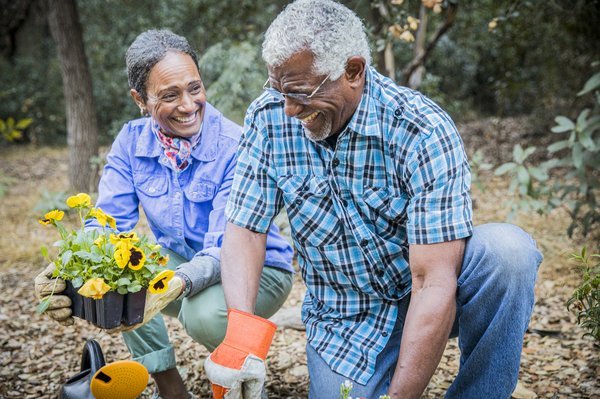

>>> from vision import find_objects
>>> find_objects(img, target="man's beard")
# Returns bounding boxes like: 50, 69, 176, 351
303, 115, 332, 142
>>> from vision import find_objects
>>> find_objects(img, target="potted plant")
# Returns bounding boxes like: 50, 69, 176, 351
37, 193, 174, 329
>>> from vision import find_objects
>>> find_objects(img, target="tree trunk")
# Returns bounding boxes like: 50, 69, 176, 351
408, 5, 429, 89
47, 0, 98, 192
401, 3, 458, 88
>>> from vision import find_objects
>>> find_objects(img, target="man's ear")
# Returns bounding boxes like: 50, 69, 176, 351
345, 56, 366, 87
130, 89, 145, 110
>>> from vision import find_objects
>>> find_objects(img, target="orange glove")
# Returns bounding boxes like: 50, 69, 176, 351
204, 309, 277, 399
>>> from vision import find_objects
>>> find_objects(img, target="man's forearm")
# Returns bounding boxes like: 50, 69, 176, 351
388, 283, 456, 398
221, 221, 267, 313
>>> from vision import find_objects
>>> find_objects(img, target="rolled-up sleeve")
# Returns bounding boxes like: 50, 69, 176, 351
405, 123, 473, 244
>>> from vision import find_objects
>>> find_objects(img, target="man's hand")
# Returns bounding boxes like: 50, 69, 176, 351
204, 309, 277, 399
34, 263, 74, 325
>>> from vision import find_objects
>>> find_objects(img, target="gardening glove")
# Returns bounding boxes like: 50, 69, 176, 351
204, 309, 277, 399
175, 255, 221, 298
34, 263, 74, 325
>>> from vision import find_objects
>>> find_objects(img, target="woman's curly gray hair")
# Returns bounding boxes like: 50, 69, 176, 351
126, 29, 198, 101
262, 0, 371, 80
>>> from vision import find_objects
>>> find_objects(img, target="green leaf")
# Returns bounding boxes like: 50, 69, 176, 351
15, 118, 32, 130
37, 298, 50, 314
547, 140, 570, 153
40, 246, 48, 259
552, 116, 575, 133
522, 146, 536, 160
528, 167, 548, 182
572, 143, 584, 169
117, 286, 129, 295
116, 277, 131, 286
577, 72, 600, 96
576, 109, 590, 131
513, 144, 524, 163
72, 276, 84, 288
61, 250, 73, 266
495, 162, 516, 176
517, 166, 530, 186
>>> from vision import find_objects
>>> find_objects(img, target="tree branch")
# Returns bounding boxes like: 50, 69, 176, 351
401, 3, 458, 87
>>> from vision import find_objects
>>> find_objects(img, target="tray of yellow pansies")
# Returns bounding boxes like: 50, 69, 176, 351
37, 193, 173, 329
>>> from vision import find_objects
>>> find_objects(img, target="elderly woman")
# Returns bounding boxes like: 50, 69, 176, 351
34, 29, 294, 399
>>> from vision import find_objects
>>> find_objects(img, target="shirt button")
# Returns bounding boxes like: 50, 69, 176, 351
382, 331, 388, 337
332, 158, 340, 167
341, 199, 348, 207
360, 239, 369, 248
375, 269, 384, 277
394, 108, 402, 117
295, 198, 302, 205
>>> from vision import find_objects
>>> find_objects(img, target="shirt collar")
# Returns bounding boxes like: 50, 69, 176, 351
345, 66, 380, 137
135, 102, 220, 161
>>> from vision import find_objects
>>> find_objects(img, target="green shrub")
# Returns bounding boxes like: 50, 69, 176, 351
567, 247, 600, 342
0, 117, 32, 142
495, 68, 600, 237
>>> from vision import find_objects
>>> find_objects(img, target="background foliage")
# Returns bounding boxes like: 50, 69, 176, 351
1, 0, 599, 143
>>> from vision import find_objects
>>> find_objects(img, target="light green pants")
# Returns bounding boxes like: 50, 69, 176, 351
121, 250, 294, 374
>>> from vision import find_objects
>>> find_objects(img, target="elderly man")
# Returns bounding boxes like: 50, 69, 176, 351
205, 1, 543, 398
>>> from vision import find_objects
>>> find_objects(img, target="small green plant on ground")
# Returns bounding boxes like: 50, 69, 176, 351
339, 379, 391, 399
0, 117, 32, 142
567, 247, 600, 342
495, 66, 600, 237
33, 190, 69, 213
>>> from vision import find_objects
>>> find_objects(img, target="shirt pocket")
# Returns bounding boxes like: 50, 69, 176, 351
184, 180, 216, 203
135, 174, 168, 197
278, 175, 342, 247
362, 186, 408, 238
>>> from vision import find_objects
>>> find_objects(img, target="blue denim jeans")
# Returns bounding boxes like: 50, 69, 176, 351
307, 223, 543, 399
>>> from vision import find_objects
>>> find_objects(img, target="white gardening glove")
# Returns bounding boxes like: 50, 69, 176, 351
34, 263, 74, 325
204, 309, 277, 399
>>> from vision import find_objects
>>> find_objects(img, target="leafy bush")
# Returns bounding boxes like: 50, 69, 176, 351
0, 116, 32, 142
567, 247, 600, 342
495, 68, 600, 236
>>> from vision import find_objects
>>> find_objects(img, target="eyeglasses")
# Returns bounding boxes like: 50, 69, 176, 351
262, 74, 331, 105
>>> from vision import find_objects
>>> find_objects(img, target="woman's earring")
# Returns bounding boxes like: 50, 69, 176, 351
139, 108, 147, 116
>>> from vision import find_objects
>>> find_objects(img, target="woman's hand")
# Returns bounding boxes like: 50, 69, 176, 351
34, 263, 74, 325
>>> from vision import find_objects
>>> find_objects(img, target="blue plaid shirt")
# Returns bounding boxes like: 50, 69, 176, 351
226, 67, 472, 383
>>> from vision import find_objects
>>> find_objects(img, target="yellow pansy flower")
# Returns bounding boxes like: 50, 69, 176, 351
156, 254, 169, 266
148, 270, 175, 294
114, 246, 131, 268
89, 207, 116, 229
39, 209, 65, 225
78, 278, 111, 299
110, 232, 139, 246
66, 193, 92, 208
128, 246, 146, 271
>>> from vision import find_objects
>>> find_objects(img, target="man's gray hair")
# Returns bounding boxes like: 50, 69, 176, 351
262, 0, 371, 80
126, 29, 199, 101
